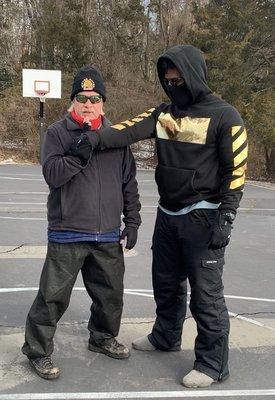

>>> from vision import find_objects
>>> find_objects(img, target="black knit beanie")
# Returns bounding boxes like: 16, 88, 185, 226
70, 66, 106, 101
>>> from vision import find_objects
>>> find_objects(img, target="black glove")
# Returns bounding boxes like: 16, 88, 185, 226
85, 130, 100, 149
209, 211, 235, 249
66, 133, 92, 166
120, 226, 138, 250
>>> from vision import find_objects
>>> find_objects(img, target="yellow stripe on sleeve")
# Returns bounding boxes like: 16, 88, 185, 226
122, 120, 135, 127
112, 124, 127, 130
234, 145, 248, 167
230, 175, 245, 190
137, 112, 151, 118
233, 164, 247, 176
112, 108, 155, 130
232, 126, 243, 137
233, 129, 247, 153
131, 117, 144, 123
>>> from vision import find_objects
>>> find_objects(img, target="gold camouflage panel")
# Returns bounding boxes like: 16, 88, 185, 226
156, 112, 211, 144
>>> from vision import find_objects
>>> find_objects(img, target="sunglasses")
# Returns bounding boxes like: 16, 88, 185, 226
163, 77, 184, 87
75, 94, 102, 104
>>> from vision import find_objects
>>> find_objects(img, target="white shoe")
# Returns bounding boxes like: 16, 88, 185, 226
182, 369, 215, 388
132, 335, 156, 351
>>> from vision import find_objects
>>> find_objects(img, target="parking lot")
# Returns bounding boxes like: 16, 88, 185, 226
0, 164, 274, 400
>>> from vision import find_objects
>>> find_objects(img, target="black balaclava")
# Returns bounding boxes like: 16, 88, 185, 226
166, 84, 193, 109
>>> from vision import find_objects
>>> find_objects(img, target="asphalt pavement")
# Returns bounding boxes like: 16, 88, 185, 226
0, 164, 274, 400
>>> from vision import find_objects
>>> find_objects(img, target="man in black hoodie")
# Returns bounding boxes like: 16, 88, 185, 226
85, 45, 248, 388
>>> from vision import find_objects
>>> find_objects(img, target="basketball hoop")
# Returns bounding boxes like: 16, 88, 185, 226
23, 69, 61, 164
34, 80, 50, 101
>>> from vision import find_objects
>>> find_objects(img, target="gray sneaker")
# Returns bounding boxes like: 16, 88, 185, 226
182, 369, 215, 388
88, 338, 130, 359
29, 356, 60, 380
132, 335, 156, 351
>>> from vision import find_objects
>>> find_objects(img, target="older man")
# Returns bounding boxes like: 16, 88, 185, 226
22, 66, 141, 379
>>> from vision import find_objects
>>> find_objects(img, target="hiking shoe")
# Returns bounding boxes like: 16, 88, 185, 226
182, 369, 215, 388
132, 335, 156, 351
29, 356, 60, 380
88, 338, 130, 359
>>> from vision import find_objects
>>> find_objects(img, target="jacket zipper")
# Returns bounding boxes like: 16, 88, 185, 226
60, 187, 63, 221
96, 152, 102, 237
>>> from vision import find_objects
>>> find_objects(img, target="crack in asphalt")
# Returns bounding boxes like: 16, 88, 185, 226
0, 244, 25, 254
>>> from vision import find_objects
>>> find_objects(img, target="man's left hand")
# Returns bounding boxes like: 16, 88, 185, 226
209, 211, 235, 249
120, 226, 138, 250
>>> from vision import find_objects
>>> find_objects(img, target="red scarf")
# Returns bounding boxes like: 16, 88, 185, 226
70, 110, 102, 130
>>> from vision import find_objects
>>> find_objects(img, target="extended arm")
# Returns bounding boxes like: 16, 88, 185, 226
89, 106, 165, 149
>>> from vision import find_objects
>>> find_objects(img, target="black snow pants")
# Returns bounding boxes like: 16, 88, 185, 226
148, 208, 230, 381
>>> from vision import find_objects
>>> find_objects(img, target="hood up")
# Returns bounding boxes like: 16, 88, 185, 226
157, 45, 212, 103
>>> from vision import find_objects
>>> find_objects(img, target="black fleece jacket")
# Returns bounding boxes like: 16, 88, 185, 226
42, 115, 141, 233
93, 45, 248, 213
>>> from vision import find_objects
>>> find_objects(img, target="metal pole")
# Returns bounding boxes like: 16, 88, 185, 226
38, 98, 46, 164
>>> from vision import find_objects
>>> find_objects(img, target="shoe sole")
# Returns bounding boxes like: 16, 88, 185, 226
88, 343, 130, 359
29, 360, 60, 380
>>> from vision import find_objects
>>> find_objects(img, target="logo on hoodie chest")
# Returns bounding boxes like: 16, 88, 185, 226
156, 113, 210, 144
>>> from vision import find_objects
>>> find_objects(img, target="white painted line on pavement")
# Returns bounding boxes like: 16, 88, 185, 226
0, 287, 274, 331
228, 311, 275, 331
238, 208, 275, 211
224, 294, 275, 302
125, 291, 275, 331
0, 288, 151, 295
0, 176, 43, 181
125, 290, 154, 298
127, 289, 275, 303
0, 216, 46, 220
0, 202, 45, 205
0, 389, 275, 399
0, 288, 152, 295
140, 205, 275, 211
0, 287, 274, 303
1, 210, 269, 218
0, 192, 48, 195
247, 182, 275, 191
0, 173, 42, 177
0, 175, 274, 191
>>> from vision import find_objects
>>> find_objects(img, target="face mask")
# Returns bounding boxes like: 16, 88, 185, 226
166, 84, 193, 109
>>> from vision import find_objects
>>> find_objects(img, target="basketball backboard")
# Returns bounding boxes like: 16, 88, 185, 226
22, 69, 61, 99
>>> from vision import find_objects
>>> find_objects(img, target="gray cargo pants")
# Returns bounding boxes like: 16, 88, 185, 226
22, 241, 125, 358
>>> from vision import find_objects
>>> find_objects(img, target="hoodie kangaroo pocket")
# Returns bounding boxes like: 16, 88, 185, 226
155, 164, 200, 208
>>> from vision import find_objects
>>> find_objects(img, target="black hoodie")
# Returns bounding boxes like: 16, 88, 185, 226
93, 45, 248, 213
